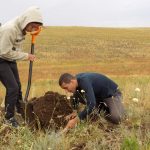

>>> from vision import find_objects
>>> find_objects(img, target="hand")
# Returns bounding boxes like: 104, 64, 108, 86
65, 111, 77, 121
28, 54, 36, 61
65, 116, 79, 129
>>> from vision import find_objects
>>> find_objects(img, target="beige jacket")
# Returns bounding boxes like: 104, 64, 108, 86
0, 6, 43, 61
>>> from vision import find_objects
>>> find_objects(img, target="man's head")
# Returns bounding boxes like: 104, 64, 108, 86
23, 22, 42, 35
59, 73, 78, 93
17, 6, 43, 34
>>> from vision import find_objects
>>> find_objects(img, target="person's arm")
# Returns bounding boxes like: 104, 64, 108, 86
78, 77, 96, 120
62, 78, 96, 131
0, 29, 28, 61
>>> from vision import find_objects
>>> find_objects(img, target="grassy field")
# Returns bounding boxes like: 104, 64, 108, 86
0, 27, 150, 150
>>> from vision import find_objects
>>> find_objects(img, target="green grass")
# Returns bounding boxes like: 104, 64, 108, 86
0, 27, 150, 150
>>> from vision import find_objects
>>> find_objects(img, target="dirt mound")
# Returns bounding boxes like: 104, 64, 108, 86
24, 91, 73, 129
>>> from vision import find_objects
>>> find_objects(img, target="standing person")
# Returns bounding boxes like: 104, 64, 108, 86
59, 72, 125, 130
0, 6, 43, 127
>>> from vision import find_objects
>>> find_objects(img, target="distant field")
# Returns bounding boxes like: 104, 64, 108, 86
1, 26, 150, 107
0, 27, 150, 97
0, 27, 150, 149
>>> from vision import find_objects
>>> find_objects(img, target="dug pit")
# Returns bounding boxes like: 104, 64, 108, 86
23, 91, 73, 129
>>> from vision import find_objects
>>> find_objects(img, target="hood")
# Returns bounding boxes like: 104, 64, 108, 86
16, 6, 43, 30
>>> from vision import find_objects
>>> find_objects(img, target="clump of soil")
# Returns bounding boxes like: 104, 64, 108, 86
24, 91, 73, 129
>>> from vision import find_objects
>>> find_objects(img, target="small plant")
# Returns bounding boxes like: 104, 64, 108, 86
121, 137, 140, 150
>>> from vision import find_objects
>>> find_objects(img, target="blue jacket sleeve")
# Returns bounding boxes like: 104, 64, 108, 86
78, 77, 96, 120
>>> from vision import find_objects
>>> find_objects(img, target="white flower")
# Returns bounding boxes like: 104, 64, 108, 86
67, 96, 70, 100
81, 89, 85, 93
132, 98, 139, 103
135, 88, 140, 92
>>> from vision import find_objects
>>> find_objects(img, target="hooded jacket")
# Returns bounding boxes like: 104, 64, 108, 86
0, 6, 43, 61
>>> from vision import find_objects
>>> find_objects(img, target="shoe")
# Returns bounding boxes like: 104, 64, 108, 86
4, 117, 19, 128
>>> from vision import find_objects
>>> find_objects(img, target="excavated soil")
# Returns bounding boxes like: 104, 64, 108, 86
24, 91, 73, 129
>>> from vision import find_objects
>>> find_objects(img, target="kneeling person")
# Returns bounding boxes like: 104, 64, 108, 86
59, 72, 125, 130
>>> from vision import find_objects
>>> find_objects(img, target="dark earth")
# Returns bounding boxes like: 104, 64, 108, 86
24, 91, 73, 129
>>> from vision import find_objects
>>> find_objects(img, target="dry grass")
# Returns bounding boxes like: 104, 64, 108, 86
0, 27, 150, 149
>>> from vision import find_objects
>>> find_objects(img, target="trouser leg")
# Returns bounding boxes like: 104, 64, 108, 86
103, 90, 125, 124
0, 61, 19, 119
9, 62, 23, 111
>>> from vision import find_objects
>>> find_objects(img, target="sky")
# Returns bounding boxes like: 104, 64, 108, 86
0, 0, 150, 27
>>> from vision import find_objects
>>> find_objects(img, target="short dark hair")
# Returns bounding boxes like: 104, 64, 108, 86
59, 73, 76, 86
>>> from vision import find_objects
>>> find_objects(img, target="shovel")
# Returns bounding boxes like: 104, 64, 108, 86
21, 27, 41, 121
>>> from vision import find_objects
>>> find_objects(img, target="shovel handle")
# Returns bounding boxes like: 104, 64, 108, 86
24, 44, 34, 102
24, 26, 41, 102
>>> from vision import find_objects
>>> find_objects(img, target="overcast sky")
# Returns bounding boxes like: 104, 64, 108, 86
0, 0, 150, 27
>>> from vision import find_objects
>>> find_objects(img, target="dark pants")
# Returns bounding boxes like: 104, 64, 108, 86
0, 58, 23, 119
98, 90, 125, 124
